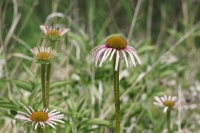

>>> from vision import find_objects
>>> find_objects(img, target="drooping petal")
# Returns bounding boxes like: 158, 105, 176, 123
121, 50, 129, 68
99, 48, 110, 67
163, 106, 168, 113
125, 49, 136, 67
115, 51, 120, 71
133, 52, 141, 65
91, 36, 141, 69
110, 49, 116, 61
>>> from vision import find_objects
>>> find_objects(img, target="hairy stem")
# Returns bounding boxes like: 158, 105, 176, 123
113, 53, 120, 133
41, 64, 46, 108
37, 126, 43, 133
45, 63, 51, 108
167, 110, 171, 133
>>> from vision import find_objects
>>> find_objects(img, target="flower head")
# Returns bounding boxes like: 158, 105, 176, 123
31, 46, 55, 64
15, 106, 65, 129
153, 95, 183, 113
91, 36, 141, 71
40, 25, 70, 42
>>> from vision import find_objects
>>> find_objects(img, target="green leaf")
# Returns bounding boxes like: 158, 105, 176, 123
50, 81, 70, 89
137, 45, 155, 54
77, 98, 85, 112
160, 70, 175, 78
85, 118, 113, 127
23, 63, 35, 79
50, 87, 65, 95
50, 105, 71, 116
11, 80, 32, 92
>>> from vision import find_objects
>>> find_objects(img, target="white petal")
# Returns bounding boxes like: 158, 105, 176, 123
153, 102, 163, 107
132, 50, 141, 65
164, 95, 167, 101
115, 51, 120, 71
168, 96, 172, 101
40, 25, 47, 34
121, 50, 129, 68
24, 106, 32, 115
99, 49, 110, 67
125, 49, 136, 67
110, 49, 116, 61
60, 28, 70, 36
161, 97, 165, 102
104, 48, 112, 61
95, 48, 106, 66
47, 122, 56, 129
163, 106, 168, 113
171, 96, 177, 102
154, 96, 163, 105
34, 123, 39, 129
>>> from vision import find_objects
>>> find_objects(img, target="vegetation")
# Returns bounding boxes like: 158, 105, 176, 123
1, 0, 200, 132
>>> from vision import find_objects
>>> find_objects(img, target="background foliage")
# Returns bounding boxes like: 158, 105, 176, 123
1, 0, 200, 132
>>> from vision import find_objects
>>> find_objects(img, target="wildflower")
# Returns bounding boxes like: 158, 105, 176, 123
31, 46, 55, 63
15, 106, 65, 129
153, 95, 183, 113
40, 25, 69, 42
91, 36, 141, 71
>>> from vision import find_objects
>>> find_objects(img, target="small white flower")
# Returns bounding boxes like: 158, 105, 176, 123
31, 46, 55, 62
40, 25, 69, 41
153, 95, 183, 113
15, 106, 65, 129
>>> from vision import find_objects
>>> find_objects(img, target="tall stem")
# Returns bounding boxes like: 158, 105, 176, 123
113, 53, 120, 133
45, 63, 51, 108
44, 41, 54, 133
167, 110, 171, 133
37, 126, 42, 133
41, 64, 46, 108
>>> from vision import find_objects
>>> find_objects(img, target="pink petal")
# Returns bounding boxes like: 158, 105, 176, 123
174, 99, 183, 108
40, 25, 47, 34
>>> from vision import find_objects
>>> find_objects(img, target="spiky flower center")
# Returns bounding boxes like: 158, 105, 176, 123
106, 36, 127, 50
46, 30, 61, 37
30, 111, 48, 122
163, 101, 175, 108
36, 52, 51, 61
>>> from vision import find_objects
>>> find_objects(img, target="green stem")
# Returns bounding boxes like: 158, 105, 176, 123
45, 63, 51, 108
44, 126, 48, 133
113, 53, 120, 133
51, 41, 55, 49
41, 64, 46, 108
167, 110, 171, 133
37, 126, 42, 133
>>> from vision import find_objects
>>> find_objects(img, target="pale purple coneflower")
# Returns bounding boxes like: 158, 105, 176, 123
91, 36, 141, 71
31, 46, 55, 62
40, 25, 69, 41
154, 95, 183, 113
15, 106, 65, 129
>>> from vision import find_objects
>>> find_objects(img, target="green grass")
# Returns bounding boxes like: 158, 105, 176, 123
1, 0, 200, 132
